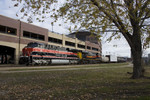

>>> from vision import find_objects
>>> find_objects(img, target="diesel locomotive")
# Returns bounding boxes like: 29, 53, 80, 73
19, 42, 101, 66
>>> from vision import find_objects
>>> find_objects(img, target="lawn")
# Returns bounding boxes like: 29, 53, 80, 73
0, 63, 150, 100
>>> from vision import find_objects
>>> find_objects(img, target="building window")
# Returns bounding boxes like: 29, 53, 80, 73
87, 46, 91, 50
65, 41, 75, 47
92, 47, 99, 51
31, 33, 38, 39
58, 39, 62, 44
7, 27, 17, 35
23, 31, 45, 41
0, 25, 6, 33
0, 25, 17, 35
78, 44, 85, 49
38, 35, 45, 41
23, 31, 30, 38
48, 37, 62, 44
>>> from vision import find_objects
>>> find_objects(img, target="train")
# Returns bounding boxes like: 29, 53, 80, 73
102, 55, 127, 63
19, 42, 101, 66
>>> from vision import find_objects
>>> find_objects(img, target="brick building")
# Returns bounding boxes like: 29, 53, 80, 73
0, 15, 102, 64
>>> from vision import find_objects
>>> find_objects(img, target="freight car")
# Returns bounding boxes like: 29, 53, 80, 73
117, 57, 127, 63
105, 55, 118, 63
101, 56, 109, 63
19, 42, 101, 65
101, 55, 127, 63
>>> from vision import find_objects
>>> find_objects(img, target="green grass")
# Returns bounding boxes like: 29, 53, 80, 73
3, 63, 129, 71
0, 63, 150, 100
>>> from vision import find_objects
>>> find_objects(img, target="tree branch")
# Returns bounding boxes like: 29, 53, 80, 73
90, 0, 133, 48
138, 0, 150, 18
140, 9, 150, 27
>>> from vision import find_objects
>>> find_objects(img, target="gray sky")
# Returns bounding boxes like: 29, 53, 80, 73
0, 0, 149, 57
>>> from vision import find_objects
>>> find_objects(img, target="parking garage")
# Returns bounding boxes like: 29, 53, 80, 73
0, 45, 15, 64
0, 15, 102, 65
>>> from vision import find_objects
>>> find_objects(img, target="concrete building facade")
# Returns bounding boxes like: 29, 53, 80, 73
0, 15, 102, 64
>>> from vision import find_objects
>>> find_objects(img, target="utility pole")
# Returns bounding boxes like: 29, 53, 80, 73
51, 22, 54, 33
18, 20, 21, 64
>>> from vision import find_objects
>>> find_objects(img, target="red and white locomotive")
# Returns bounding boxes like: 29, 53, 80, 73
19, 42, 101, 65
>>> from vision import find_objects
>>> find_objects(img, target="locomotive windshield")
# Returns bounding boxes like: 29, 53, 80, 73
27, 42, 39, 47
88, 52, 95, 56
27, 42, 44, 48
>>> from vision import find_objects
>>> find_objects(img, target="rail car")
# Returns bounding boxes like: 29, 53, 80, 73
77, 51, 101, 64
19, 42, 101, 66
101, 56, 127, 63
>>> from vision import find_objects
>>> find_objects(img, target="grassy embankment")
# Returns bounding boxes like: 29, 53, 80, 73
0, 63, 150, 100
1, 63, 129, 71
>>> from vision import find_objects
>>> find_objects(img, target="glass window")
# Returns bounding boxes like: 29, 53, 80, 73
65, 41, 75, 47
87, 46, 91, 50
7, 27, 17, 35
23, 31, 30, 37
31, 33, 38, 39
23, 31, 45, 41
92, 47, 98, 51
48, 37, 53, 42
48, 37, 62, 44
78, 44, 85, 49
27, 42, 39, 47
0, 25, 6, 33
0, 25, 17, 35
38, 35, 45, 41
57, 39, 62, 44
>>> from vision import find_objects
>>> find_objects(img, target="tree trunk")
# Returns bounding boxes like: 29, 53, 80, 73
131, 49, 144, 79
131, 27, 144, 79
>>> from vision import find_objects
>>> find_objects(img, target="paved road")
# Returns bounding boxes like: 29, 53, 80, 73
0, 64, 133, 74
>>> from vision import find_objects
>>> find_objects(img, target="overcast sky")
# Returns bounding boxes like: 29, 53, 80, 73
0, 0, 149, 57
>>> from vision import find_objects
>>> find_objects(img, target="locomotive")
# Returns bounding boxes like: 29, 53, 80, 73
19, 42, 101, 66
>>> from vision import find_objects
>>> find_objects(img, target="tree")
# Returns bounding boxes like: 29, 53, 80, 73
12, 0, 150, 79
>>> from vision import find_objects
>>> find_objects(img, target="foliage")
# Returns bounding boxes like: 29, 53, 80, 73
12, 0, 150, 47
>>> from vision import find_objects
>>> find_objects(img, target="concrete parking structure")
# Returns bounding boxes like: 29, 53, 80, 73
0, 15, 102, 65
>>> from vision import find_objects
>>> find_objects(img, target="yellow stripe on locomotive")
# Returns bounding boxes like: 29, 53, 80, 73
77, 52, 82, 59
